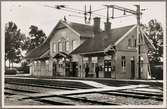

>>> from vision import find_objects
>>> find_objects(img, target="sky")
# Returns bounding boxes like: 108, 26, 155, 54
2, 1, 166, 37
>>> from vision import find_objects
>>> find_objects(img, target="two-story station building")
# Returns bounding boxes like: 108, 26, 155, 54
26, 17, 155, 79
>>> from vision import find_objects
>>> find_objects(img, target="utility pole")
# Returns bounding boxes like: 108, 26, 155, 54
135, 5, 141, 79
106, 6, 109, 23
104, 5, 142, 79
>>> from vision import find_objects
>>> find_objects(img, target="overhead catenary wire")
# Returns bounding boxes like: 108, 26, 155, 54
43, 4, 138, 24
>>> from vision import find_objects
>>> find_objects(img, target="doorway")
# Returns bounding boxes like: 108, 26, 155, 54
104, 60, 112, 78
131, 59, 135, 79
71, 62, 78, 77
53, 62, 57, 76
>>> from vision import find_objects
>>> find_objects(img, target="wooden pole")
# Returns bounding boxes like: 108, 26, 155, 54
136, 5, 141, 79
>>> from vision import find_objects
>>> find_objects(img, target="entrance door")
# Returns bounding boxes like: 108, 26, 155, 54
131, 60, 135, 79
104, 60, 112, 78
57, 59, 64, 75
65, 62, 70, 76
71, 62, 78, 77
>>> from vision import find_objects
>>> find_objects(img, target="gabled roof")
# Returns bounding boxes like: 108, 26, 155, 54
68, 22, 94, 38
25, 20, 94, 59
47, 20, 94, 42
71, 25, 135, 54
25, 41, 49, 59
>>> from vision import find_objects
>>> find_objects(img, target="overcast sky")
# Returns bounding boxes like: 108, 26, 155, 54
2, 1, 166, 37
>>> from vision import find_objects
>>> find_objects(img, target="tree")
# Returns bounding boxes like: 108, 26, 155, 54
143, 19, 163, 63
23, 25, 47, 52
5, 21, 26, 68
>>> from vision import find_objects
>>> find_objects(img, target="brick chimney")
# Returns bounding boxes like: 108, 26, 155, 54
93, 17, 101, 34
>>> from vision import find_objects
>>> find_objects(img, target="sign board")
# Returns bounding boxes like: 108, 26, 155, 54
104, 55, 112, 60
72, 55, 79, 62
92, 57, 97, 63
83, 57, 88, 63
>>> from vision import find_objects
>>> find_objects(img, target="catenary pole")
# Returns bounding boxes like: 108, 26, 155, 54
136, 5, 141, 79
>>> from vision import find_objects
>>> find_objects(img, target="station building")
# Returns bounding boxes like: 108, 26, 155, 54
26, 17, 155, 79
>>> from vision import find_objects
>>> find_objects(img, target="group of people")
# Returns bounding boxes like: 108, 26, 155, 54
85, 64, 100, 78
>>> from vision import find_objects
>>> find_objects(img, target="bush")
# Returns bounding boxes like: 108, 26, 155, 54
17, 66, 29, 74
5, 69, 18, 75
19, 62, 30, 74
150, 64, 163, 80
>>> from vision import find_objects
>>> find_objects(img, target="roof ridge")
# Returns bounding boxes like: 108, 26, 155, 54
111, 24, 136, 30
69, 22, 93, 27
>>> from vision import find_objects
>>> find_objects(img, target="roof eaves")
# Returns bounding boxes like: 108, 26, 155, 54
61, 21, 80, 36
76, 51, 104, 55
114, 25, 137, 46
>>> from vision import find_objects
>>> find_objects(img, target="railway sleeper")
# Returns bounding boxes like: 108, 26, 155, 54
33, 98, 73, 105
5, 87, 38, 93
117, 90, 163, 97
22, 94, 118, 105
5, 82, 78, 90
101, 92, 163, 101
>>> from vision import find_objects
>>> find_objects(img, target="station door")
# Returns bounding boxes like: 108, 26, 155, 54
65, 62, 78, 77
104, 60, 112, 78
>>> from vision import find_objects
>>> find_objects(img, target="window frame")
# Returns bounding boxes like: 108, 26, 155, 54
65, 41, 70, 51
128, 38, 132, 48
53, 42, 57, 53
121, 56, 126, 72
58, 42, 63, 52
72, 40, 77, 50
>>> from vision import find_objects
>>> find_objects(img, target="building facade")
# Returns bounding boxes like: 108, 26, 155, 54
26, 17, 154, 79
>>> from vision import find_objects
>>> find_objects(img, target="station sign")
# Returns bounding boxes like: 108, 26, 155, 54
92, 57, 97, 63
104, 55, 112, 60
83, 57, 88, 63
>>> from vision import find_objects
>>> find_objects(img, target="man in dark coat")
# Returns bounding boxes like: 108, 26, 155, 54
95, 64, 100, 78
85, 64, 89, 77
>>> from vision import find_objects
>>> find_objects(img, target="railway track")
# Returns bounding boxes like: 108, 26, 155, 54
5, 77, 94, 89
5, 87, 118, 105
5, 80, 163, 105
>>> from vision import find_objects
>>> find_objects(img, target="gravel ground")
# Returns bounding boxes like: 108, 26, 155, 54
5, 83, 68, 93
69, 93, 163, 105
5, 94, 47, 105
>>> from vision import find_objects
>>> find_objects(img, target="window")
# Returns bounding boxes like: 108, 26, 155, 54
141, 57, 144, 73
53, 43, 56, 53
134, 39, 137, 47
128, 39, 132, 48
65, 41, 70, 51
58, 42, 62, 52
121, 56, 126, 72
72, 40, 77, 50
131, 35, 136, 48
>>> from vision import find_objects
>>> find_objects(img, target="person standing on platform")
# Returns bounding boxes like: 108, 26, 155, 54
95, 64, 100, 78
85, 64, 89, 77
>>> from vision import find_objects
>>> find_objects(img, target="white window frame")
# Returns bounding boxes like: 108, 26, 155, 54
53, 42, 57, 53
128, 38, 132, 48
58, 42, 63, 52
72, 40, 77, 50
121, 56, 126, 72
66, 41, 70, 51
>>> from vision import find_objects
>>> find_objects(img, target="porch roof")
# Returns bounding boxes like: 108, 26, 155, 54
54, 52, 72, 59
25, 42, 49, 60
